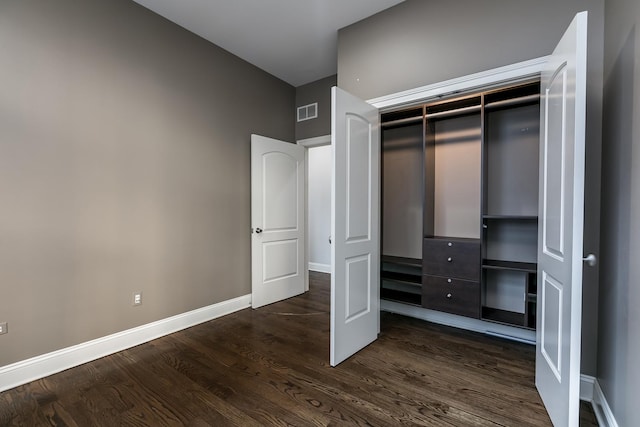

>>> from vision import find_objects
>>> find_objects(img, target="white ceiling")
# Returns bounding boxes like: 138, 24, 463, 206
132, 0, 405, 87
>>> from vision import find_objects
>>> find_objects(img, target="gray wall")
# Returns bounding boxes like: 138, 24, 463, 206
338, 0, 601, 101
598, 0, 640, 424
0, 0, 294, 367
338, 0, 604, 376
295, 75, 336, 141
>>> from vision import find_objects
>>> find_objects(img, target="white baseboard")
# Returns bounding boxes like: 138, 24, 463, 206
0, 294, 251, 393
309, 262, 331, 273
580, 374, 595, 401
578, 375, 621, 427
591, 378, 620, 427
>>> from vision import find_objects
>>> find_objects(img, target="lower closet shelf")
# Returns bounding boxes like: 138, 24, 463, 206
381, 288, 422, 306
481, 307, 535, 330
381, 256, 422, 306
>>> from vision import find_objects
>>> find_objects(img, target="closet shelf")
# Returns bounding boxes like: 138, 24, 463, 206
381, 289, 422, 306
425, 104, 481, 120
382, 256, 422, 268
484, 94, 540, 111
482, 307, 533, 330
382, 115, 423, 128
482, 259, 537, 273
381, 271, 421, 285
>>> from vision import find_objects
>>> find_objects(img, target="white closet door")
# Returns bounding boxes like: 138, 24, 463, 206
330, 87, 380, 366
536, 11, 588, 427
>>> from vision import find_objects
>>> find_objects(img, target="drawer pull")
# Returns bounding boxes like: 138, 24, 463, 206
446, 293, 452, 299
447, 257, 453, 262
447, 242, 453, 247
447, 279, 452, 283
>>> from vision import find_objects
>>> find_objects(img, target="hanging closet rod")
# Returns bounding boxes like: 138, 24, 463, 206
484, 94, 540, 110
425, 104, 481, 120
381, 115, 423, 128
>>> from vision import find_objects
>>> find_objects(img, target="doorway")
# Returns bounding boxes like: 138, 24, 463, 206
298, 135, 332, 278
307, 144, 332, 274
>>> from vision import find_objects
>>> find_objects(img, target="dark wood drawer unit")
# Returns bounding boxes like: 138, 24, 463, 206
422, 275, 480, 318
422, 238, 481, 281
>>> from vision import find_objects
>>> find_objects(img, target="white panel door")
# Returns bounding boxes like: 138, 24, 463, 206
251, 134, 305, 309
536, 12, 588, 426
330, 87, 380, 366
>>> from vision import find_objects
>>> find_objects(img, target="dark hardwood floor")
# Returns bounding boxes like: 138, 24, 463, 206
1, 272, 598, 426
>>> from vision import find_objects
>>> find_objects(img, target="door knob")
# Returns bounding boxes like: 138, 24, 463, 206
255, 227, 263, 234
583, 253, 597, 267
329, 236, 332, 244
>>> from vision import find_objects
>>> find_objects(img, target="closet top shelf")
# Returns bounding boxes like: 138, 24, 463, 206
484, 80, 540, 105
381, 106, 423, 128
381, 115, 422, 128
426, 104, 481, 120
379, 81, 541, 128
484, 94, 540, 111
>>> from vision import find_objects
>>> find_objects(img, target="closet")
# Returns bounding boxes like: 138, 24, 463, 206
380, 80, 540, 331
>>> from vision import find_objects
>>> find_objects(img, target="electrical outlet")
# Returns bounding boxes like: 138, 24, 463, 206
0, 322, 7, 335
133, 292, 142, 306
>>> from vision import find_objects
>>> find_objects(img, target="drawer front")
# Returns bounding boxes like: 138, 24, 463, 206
422, 275, 480, 318
422, 238, 480, 280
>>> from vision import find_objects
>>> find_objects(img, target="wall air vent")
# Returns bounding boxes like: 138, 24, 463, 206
297, 102, 318, 122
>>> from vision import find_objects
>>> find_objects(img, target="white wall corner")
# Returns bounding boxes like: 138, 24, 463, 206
590, 379, 620, 427
0, 294, 251, 393
308, 262, 331, 273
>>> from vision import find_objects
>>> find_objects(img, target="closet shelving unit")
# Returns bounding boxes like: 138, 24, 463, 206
421, 94, 482, 319
380, 256, 422, 305
380, 79, 541, 330
481, 82, 540, 329
380, 106, 424, 306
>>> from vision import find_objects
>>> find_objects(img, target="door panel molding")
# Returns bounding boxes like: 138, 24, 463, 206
251, 135, 306, 309
535, 11, 588, 426
331, 87, 380, 366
